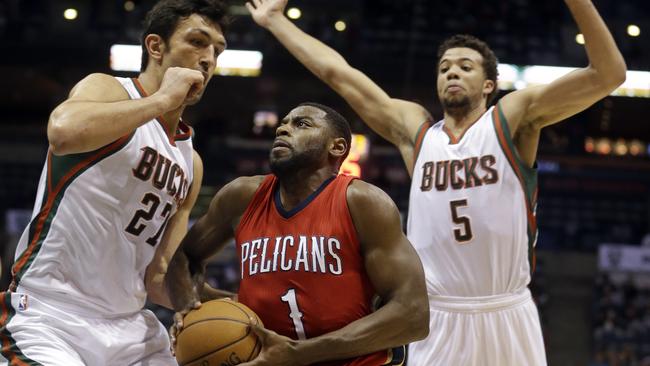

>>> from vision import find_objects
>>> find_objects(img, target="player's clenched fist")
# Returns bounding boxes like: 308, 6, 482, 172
155, 67, 205, 110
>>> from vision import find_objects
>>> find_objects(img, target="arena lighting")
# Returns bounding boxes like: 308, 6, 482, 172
575, 33, 585, 44
110, 44, 263, 77
124, 1, 135, 12
497, 64, 650, 98
335, 21, 347, 32
63, 8, 78, 20
584, 137, 595, 153
584, 137, 648, 157
287, 7, 301, 20
340, 134, 369, 178
629, 140, 644, 156
627, 24, 641, 37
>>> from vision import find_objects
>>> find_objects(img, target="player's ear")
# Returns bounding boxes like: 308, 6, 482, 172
483, 79, 495, 97
330, 137, 348, 160
144, 34, 166, 66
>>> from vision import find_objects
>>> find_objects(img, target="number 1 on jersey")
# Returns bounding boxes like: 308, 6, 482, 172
281, 289, 307, 340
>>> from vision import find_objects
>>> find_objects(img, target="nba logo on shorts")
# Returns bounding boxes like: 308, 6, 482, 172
18, 294, 28, 311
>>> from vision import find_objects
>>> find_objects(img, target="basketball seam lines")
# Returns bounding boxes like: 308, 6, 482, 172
180, 322, 251, 366
180, 301, 259, 366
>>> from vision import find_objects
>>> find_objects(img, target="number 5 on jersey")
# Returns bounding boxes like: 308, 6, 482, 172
450, 199, 473, 243
281, 289, 307, 340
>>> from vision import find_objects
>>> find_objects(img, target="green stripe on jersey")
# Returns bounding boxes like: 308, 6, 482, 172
12, 135, 134, 285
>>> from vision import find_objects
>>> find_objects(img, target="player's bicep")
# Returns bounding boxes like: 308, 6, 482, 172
329, 67, 428, 148
65, 73, 130, 103
365, 234, 425, 302
347, 182, 426, 300
503, 68, 620, 132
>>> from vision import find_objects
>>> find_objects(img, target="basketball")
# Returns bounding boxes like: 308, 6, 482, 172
175, 299, 264, 366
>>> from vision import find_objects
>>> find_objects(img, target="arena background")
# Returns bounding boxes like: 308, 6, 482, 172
1, 1, 649, 365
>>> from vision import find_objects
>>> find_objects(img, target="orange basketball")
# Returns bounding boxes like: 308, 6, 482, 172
175, 299, 263, 366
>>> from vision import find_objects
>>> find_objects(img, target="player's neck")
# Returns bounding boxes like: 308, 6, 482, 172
277, 167, 337, 211
137, 72, 184, 138
443, 103, 486, 132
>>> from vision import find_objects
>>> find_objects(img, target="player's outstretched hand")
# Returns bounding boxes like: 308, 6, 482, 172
168, 300, 202, 356
239, 322, 300, 366
155, 67, 205, 111
245, 0, 288, 28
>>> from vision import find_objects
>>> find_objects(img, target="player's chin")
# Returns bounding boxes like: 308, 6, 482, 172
269, 150, 292, 163
185, 92, 205, 106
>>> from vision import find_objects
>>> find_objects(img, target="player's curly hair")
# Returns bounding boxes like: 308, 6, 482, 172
437, 34, 500, 106
140, 0, 230, 71
299, 102, 352, 163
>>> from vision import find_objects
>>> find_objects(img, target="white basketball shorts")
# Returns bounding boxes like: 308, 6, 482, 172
408, 288, 547, 366
0, 289, 176, 365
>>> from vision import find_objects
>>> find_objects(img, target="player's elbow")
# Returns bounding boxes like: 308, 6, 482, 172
48, 111, 77, 156
411, 298, 431, 341
607, 63, 627, 89
597, 60, 627, 91
400, 294, 430, 342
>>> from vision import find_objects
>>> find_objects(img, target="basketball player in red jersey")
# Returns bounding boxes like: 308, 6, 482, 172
166, 102, 429, 365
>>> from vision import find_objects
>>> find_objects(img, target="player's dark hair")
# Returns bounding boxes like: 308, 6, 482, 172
437, 34, 499, 105
299, 102, 352, 162
140, 0, 230, 71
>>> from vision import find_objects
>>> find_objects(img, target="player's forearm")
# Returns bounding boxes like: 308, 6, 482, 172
165, 247, 203, 312
264, 15, 350, 87
200, 283, 236, 302
565, 0, 626, 85
48, 93, 172, 155
145, 273, 174, 309
294, 299, 428, 364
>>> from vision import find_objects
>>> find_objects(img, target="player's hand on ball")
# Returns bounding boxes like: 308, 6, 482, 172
168, 300, 201, 355
240, 323, 300, 366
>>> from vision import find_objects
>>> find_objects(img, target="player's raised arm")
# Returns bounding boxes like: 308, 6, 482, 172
241, 180, 429, 366
500, 0, 626, 165
48, 68, 204, 156
247, 0, 431, 170
165, 176, 264, 312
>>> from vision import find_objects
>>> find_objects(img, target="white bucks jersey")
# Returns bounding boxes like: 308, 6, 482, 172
408, 104, 537, 297
11, 77, 194, 316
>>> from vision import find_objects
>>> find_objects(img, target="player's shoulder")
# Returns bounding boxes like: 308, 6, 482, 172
346, 179, 397, 212
221, 175, 266, 202
208, 175, 266, 220
68, 73, 129, 101
76, 73, 125, 90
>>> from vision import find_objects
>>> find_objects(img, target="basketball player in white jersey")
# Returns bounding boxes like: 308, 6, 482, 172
248, 0, 626, 364
0, 1, 229, 365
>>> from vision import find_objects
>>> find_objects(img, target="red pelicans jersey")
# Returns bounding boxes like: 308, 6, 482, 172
236, 175, 399, 366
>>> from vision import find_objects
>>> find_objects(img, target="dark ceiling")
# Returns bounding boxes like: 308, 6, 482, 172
1, 0, 649, 142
